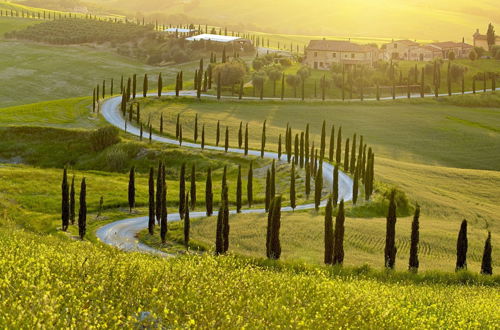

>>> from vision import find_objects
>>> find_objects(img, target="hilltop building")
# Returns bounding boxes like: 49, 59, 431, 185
473, 28, 500, 50
382, 39, 473, 61
303, 40, 380, 70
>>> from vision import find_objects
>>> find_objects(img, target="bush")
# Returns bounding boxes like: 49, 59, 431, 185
89, 126, 120, 152
103, 146, 129, 172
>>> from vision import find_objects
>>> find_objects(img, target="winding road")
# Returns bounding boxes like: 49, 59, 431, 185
96, 92, 353, 254
96, 86, 494, 254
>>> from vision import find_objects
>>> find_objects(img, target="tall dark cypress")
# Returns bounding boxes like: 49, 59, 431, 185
271, 160, 276, 199
294, 134, 299, 165
336, 127, 342, 164
261, 120, 266, 158
290, 162, 296, 210
238, 121, 243, 149
224, 126, 229, 152
244, 123, 249, 155
299, 132, 304, 168
215, 204, 224, 254
222, 183, 230, 253
148, 167, 155, 235
333, 164, 339, 207
278, 134, 282, 160
265, 169, 271, 212
216, 120, 220, 146
266, 198, 275, 257
179, 124, 183, 146
332, 199, 345, 265
217, 71, 221, 99
236, 165, 242, 213
158, 73, 163, 97
481, 232, 493, 275
329, 125, 335, 162
314, 162, 323, 211
385, 190, 397, 269
352, 166, 359, 205
305, 158, 311, 198
132, 74, 137, 99
179, 163, 186, 219
184, 193, 190, 249
78, 178, 87, 239
128, 166, 135, 213
305, 124, 310, 163
143, 73, 148, 97
190, 164, 196, 210
201, 124, 205, 150
156, 162, 162, 224
408, 204, 420, 272
160, 113, 163, 134
70, 176, 75, 225
61, 168, 69, 231
205, 167, 213, 216
324, 197, 334, 264
268, 196, 282, 260
176, 113, 180, 138
194, 114, 198, 142
320, 120, 326, 160
344, 138, 350, 172
350, 134, 357, 174
247, 161, 253, 207
455, 219, 468, 271
160, 165, 167, 244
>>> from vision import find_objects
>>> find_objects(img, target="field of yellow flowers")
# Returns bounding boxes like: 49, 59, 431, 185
1, 221, 498, 328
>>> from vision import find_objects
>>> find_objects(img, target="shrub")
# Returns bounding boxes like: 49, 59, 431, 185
104, 146, 129, 172
89, 126, 120, 152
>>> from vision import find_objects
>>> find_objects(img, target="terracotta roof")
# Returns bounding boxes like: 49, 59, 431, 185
429, 41, 473, 49
306, 40, 374, 52
393, 39, 419, 46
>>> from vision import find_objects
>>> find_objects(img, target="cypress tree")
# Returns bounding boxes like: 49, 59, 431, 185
179, 124, 183, 146
324, 197, 334, 264
420, 67, 425, 98
96, 84, 100, 102
238, 121, 243, 149
247, 161, 253, 207
278, 134, 282, 160
290, 162, 296, 210
408, 204, 420, 272
216, 120, 220, 146
92, 88, 96, 112
215, 204, 224, 254
217, 71, 221, 99
481, 232, 493, 275
286, 127, 292, 163
352, 166, 359, 205
350, 134, 356, 174
158, 73, 163, 97
376, 83, 380, 101
222, 184, 230, 253
78, 178, 87, 239
385, 190, 397, 269
238, 80, 243, 99
236, 165, 242, 213
305, 124, 310, 162
320, 120, 326, 160
128, 166, 135, 212
456, 219, 468, 271
344, 138, 350, 171
127, 77, 131, 101
120, 75, 124, 94
269, 195, 282, 260
205, 167, 213, 216
137, 104, 141, 124
190, 164, 196, 210
179, 163, 186, 219
140, 123, 143, 141
176, 113, 180, 138
156, 162, 162, 224
148, 167, 155, 235
314, 162, 323, 211
160, 165, 167, 244
160, 113, 163, 134
132, 74, 137, 99
261, 120, 266, 158
281, 73, 285, 100
194, 114, 198, 142
143, 73, 148, 97
184, 193, 190, 249
266, 198, 275, 258
332, 199, 345, 265
333, 164, 339, 207
70, 176, 75, 225
224, 126, 229, 152
175, 72, 180, 97
61, 168, 69, 231
265, 169, 271, 212
305, 158, 311, 198
336, 127, 342, 164
294, 134, 299, 166
329, 125, 335, 162
201, 124, 205, 150
271, 160, 276, 199
243, 123, 249, 155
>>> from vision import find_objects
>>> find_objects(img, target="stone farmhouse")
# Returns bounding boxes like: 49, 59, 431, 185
473, 28, 500, 50
382, 39, 473, 61
303, 40, 380, 70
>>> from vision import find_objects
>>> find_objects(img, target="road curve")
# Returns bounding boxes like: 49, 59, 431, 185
96, 92, 348, 254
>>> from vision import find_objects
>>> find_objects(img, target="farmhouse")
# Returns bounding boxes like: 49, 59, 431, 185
473, 28, 500, 50
382, 39, 473, 61
427, 41, 473, 59
382, 40, 419, 60
407, 45, 441, 61
303, 40, 379, 70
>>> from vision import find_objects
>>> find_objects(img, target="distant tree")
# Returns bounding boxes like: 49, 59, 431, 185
409, 204, 420, 272
61, 168, 69, 231
156, 162, 163, 224
350, 134, 357, 174
329, 125, 335, 162
236, 165, 242, 213
352, 167, 359, 205
286, 74, 301, 97
332, 199, 345, 265
448, 51, 456, 61
78, 178, 87, 239
385, 190, 397, 269
244, 123, 249, 155
265, 169, 271, 212
179, 124, 183, 146
148, 167, 155, 235
469, 49, 478, 61
201, 124, 205, 150
158, 73, 163, 97
128, 167, 135, 213
481, 232, 493, 275
344, 138, 350, 172
176, 113, 180, 139
278, 134, 282, 160
194, 114, 198, 142
320, 120, 326, 160
143, 74, 148, 97
265, 64, 283, 97
179, 163, 186, 219
70, 176, 75, 225
190, 164, 196, 210
314, 163, 323, 211
184, 193, 190, 249
216, 120, 220, 146
261, 120, 266, 158
160, 165, 167, 244
267, 196, 282, 260
280, 73, 285, 100
205, 167, 213, 216
224, 126, 229, 152
487, 23, 496, 50
305, 158, 311, 198
132, 74, 137, 99
324, 197, 334, 264
213, 62, 246, 87
456, 219, 468, 271
238, 121, 243, 149
290, 162, 296, 210
333, 164, 339, 207
294, 134, 299, 166
336, 127, 342, 164
160, 113, 163, 134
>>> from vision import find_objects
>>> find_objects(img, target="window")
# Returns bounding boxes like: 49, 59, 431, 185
314, 52, 318, 57
332, 53, 337, 58
320, 62, 324, 67
351, 53, 355, 59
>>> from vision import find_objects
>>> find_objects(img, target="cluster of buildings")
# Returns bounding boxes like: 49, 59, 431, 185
303, 28, 496, 70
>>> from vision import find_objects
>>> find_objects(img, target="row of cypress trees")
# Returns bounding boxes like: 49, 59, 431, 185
60, 168, 87, 239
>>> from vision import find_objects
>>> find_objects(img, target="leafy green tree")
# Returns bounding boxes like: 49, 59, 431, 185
148, 167, 155, 235
324, 197, 334, 264
481, 232, 493, 275
409, 204, 420, 272
456, 219, 468, 271
385, 190, 397, 269
286, 74, 301, 97
265, 64, 283, 97
332, 199, 345, 265
205, 167, 213, 216
128, 166, 135, 213
78, 178, 87, 239
61, 168, 69, 231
